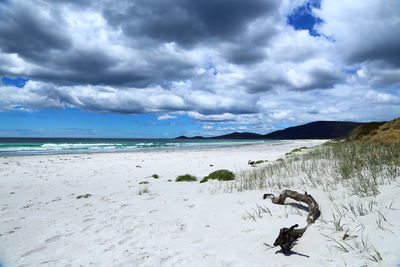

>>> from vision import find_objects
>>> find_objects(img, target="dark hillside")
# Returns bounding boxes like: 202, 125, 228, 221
263, 121, 364, 139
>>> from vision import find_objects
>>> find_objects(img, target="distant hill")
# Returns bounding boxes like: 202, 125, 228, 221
175, 120, 379, 140
263, 121, 364, 139
348, 118, 400, 143
211, 132, 264, 139
175, 135, 205, 139
175, 135, 190, 139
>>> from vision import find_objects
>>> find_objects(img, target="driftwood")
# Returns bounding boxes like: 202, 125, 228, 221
263, 190, 321, 254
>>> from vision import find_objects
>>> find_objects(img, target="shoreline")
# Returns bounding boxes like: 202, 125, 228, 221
0, 139, 323, 158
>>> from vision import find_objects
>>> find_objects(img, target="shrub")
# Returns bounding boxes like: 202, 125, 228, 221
76, 194, 92, 199
201, 169, 235, 183
199, 177, 208, 183
176, 174, 197, 182
152, 174, 159, 179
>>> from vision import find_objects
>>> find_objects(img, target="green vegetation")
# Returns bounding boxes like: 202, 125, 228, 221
199, 177, 208, 183
200, 169, 235, 183
347, 118, 400, 143
139, 181, 149, 184
76, 194, 92, 199
175, 174, 197, 182
255, 160, 267, 164
228, 141, 399, 263
347, 122, 385, 141
225, 138, 399, 263
232, 142, 399, 197
151, 174, 159, 179
285, 147, 309, 157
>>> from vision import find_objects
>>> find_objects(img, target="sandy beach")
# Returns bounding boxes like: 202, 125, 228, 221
1, 139, 399, 266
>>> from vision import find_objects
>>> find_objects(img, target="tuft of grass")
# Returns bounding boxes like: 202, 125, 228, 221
321, 233, 384, 262
255, 160, 267, 164
176, 174, 197, 182
139, 181, 149, 184
200, 169, 235, 183
151, 174, 159, 179
286, 147, 309, 157
243, 204, 273, 221
137, 187, 150, 195
76, 194, 92, 199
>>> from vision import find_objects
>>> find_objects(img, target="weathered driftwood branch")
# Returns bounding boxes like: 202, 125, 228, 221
273, 224, 306, 253
263, 190, 320, 224
263, 189, 321, 254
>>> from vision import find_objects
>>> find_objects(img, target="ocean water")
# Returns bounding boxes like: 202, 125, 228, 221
0, 138, 283, 156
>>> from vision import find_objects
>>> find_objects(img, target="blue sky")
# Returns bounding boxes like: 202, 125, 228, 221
0, 107, 203, 138
0, 0, 399, 137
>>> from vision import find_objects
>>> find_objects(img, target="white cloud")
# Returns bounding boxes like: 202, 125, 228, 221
0, 0, 399, 133
366, 90, 399, 104
157, 114, 177, 120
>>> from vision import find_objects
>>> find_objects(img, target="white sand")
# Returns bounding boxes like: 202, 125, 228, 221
0, 140, 399, 266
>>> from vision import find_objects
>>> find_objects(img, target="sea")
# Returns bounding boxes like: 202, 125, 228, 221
0, 138, 284, 156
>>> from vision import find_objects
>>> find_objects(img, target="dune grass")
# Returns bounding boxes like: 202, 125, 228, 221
228, 141, 399, 263
348, 118, 400, 144
230, 142, 399, 197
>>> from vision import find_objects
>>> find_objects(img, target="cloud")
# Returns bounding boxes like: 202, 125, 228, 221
157, 114, 177, 120
0, 1, 71, 62
316, 0, 400, 66
0, 0, 399, 133
104, 0, 279, 46
365, 90, 399, 104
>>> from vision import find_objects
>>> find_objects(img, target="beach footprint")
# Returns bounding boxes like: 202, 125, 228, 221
20, 246, 47, 258
45, 234, 62, 244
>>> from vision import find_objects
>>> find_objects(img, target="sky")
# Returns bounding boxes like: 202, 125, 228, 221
0, 0, 399, 138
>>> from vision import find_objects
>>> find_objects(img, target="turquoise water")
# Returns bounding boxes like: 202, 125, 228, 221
0, 138, 282, 156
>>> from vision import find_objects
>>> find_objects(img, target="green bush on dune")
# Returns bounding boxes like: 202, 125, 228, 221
200, 169, 235, 183
175, 174, 197, 182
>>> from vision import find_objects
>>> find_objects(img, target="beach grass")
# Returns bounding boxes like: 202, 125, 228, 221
231, 142, 399, 197
228, 141, 399, 263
